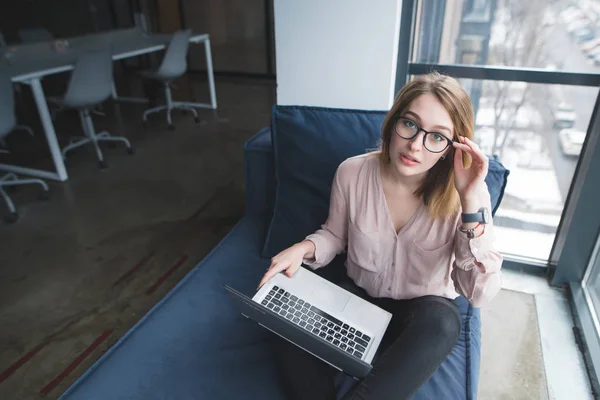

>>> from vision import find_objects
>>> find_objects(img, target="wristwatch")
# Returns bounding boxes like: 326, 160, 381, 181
459, 207, 490, 239
461, 207, 490, 224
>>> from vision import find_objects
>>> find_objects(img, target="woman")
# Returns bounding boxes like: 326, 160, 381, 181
258, 72, 503, 399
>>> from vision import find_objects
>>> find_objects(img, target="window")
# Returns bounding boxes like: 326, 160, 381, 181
404, 0, 600, 390
410, 0, 600, 261
414, 0, 600, 73
473, 80, 596, 260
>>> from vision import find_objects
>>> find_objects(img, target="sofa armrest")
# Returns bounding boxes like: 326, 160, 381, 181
244, 127, 276, 217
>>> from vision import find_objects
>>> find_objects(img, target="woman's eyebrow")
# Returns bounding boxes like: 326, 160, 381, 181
403, 110, 452, 133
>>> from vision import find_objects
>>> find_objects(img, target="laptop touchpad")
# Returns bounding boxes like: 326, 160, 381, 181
311, 282, 350, 313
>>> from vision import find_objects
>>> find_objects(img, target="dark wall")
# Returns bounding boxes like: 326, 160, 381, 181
181, 0, 275, 75
0, 0, 133, 44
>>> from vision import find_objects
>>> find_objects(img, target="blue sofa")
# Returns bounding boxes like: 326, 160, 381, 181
61, 106, 509, 400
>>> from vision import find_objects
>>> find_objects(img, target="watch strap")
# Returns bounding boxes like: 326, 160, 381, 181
461, 212, 482, 223
461, 207, 490, 224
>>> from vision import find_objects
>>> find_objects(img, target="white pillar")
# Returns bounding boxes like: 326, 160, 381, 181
274, 0, 402, 110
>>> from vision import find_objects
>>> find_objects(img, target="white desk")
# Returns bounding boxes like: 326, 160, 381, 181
0, 28, 217, 182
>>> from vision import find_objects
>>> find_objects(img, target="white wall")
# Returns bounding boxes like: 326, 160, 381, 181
274, 0, 402, 110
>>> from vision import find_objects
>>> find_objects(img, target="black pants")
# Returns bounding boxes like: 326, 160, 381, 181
275, 278, 461, 400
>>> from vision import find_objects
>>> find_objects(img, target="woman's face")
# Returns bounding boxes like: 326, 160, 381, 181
388, 93, 454, 181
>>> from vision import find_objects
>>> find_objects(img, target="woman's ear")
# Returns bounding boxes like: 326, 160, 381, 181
441, 146, 453, 161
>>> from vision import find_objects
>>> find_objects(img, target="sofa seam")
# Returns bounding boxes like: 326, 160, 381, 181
260, 106, 281, 256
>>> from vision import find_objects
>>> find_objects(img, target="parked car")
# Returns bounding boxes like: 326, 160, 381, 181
574, 27, 597, 43
582, 37, 600, 52
559, 129, 586, 157
553, 102, 576, 129
586, 46, 600, 58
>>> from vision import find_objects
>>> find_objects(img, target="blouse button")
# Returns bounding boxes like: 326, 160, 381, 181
387, 286, 392, 291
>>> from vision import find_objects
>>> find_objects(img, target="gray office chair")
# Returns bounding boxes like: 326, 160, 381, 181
0, 45, 35, 148
57, 49, 133, 169
134, 12, 149, 33
140, 29, 199, 129
18, 28, 53, 43
0, 69, 49, 223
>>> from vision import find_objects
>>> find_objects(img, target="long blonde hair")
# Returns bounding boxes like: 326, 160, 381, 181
379, 72, 474, 219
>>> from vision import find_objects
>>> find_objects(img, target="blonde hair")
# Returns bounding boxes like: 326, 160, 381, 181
378, 72, 474, 219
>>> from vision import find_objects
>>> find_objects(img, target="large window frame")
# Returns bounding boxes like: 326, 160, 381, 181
397, 0, 600, 388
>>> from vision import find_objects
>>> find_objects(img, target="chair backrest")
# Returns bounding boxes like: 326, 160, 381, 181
18, 28, 53, 43
63, 49, 113, 109
134, 12, 149, 33
155, 29, 192, 80
0, 67, 16, 138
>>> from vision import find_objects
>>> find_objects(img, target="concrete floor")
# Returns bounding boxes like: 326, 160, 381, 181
480, 289, 549, 399
0, 76, 591, 399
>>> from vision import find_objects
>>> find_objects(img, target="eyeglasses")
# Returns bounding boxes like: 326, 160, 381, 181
394, 117, 453, 153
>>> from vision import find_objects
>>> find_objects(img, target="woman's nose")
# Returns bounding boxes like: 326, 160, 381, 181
408, 131, 424, 151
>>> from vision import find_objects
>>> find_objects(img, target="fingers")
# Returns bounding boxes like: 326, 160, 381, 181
453, 137, 488, 168
258, 260, 289, 289
453, 146, 464, 171
285, 262, 301, 278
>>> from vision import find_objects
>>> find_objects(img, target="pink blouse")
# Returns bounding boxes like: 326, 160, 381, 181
304, 154, 503, 307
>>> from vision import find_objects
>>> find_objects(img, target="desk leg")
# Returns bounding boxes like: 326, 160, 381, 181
204, 38, 217, 109
30, 78, 68, 181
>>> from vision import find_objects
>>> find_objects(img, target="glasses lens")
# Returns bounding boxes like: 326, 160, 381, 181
424, 133, 448, 153
396, 118, 418, 139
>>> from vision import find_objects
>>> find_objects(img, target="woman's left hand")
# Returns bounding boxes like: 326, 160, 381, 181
452, 136, 488, 203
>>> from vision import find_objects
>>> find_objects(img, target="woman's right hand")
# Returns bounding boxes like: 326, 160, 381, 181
257, 240, 316, 289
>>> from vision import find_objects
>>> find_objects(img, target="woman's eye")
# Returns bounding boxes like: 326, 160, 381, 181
431, 133, 444, 142
403, 119, 416, 128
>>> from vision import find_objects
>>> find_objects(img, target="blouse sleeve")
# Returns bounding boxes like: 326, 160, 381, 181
303, 167, 348, 270
451, 183, 503, 307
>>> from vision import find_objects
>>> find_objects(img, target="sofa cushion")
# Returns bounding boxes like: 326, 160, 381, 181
244, 126, 276, 218
486, 155, 510, 216
262, 105, 510, 258
262, 106, 387, 257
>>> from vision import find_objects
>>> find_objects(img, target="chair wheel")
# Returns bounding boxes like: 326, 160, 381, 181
127, 147, 135, 155
38, 191, 50, 201
98, 160, 108, 169
4, 212, 18, 223
168, 124, 175, 131
194, 116, 200, 123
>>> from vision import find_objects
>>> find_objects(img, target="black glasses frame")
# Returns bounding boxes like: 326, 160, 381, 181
395, 117, 454, 153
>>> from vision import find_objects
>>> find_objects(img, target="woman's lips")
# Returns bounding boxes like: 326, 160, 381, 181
400, 153, 419, 166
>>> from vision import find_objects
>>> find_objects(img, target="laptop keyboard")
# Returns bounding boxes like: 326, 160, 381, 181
261, 285, 372, 360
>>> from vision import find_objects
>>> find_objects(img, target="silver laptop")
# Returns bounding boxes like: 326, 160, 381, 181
224, 266, 392, 378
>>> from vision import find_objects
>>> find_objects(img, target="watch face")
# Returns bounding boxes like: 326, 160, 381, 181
481, 207, 490, 224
